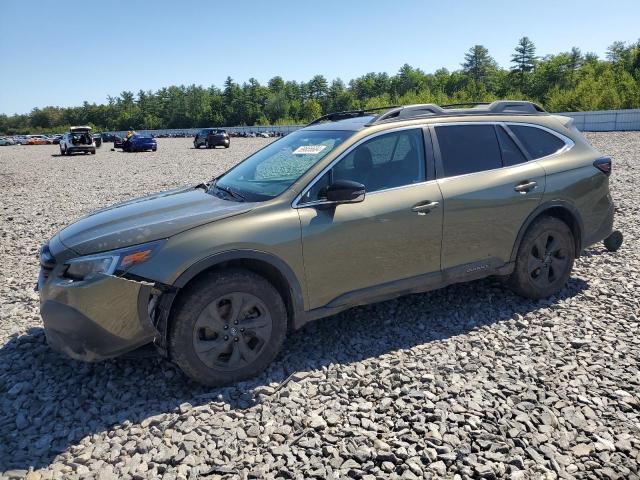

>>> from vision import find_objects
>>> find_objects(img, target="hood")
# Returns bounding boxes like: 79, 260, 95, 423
59, 186, 255, 255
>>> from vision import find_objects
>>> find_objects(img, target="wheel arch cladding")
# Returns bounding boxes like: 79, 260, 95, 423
171, 250, 305, 331
511, 201, 584, 262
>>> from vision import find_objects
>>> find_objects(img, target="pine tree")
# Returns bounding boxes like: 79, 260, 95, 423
606, 41, 627, 63
462, 45, 497, 92
511, 37, 537, 91
568, 47, 583, 85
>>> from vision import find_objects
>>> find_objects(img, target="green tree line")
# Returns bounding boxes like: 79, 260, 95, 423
2, 38, 639, 134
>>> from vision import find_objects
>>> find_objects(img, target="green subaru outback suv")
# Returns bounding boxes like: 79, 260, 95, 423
38, 101, 621, 385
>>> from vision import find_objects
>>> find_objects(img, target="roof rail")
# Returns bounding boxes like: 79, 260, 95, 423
307, 100, 548, 128
441, 101, 546, 113
366, 100, 547, 125
441, 102, 491, 108
306, 106, 399, 126
486, 100, 546, 113
372, 104, 445, 124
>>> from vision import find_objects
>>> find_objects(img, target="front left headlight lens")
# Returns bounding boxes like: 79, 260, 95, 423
65, 255, 118, 280
63, 240, 165, 281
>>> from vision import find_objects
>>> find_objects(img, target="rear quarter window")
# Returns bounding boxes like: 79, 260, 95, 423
509, 125, 566, 159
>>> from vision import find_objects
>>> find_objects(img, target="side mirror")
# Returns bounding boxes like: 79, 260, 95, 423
325, 179, 365, 204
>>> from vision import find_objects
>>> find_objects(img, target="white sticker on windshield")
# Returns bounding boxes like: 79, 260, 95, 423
293, 145, 327, 155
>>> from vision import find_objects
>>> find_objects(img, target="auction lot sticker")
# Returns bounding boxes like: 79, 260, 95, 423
293, 145, 327, 155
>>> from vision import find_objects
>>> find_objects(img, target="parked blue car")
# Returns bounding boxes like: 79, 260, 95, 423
123, 135, 157, 152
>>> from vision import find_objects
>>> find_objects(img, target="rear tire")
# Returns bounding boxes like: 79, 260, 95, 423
169, 269, 287, 386
508, 217, 575, 300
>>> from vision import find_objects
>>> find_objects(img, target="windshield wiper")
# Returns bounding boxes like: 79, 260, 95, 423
209, 179, 246, 202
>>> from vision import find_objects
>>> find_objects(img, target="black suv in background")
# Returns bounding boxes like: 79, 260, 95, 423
194, 129, 230, 149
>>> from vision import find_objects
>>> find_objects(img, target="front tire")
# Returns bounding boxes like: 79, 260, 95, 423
169, 269, 287, 386
508, 217, 575, 300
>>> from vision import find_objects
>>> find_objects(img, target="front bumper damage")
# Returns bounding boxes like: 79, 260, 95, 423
38, 269, 173, 362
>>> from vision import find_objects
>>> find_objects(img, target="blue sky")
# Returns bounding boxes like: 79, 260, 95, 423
1, 0, 638, 114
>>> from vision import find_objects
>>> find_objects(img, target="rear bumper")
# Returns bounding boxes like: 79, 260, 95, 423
583, 198, 615, 249
131, 144, 157, 151
68, 146, 95, 153
207, 137, 230, 146
39, 270, 157, 362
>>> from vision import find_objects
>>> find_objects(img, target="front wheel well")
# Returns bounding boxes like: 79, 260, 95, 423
169, 259, 296, 332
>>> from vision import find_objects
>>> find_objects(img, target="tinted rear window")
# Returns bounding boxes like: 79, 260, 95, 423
496, 126, 527, 166
509, 125, 565, 159
435, 125, 501, 177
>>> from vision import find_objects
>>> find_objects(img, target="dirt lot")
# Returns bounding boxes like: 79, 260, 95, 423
0, 135, 638, 479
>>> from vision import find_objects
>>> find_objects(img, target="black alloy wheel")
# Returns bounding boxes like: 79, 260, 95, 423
193, 292, 272, 371
169, 269, 287, 386
527, 232, 570, 287
508, 216, 575, 299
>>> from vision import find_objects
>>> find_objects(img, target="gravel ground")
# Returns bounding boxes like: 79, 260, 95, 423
0, 134, 638, 479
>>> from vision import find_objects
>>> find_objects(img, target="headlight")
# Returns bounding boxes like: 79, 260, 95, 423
65, 255, 118, 280
63, 240, 165, 281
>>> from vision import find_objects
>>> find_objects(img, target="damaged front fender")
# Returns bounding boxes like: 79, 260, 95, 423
40, 274, 159, 362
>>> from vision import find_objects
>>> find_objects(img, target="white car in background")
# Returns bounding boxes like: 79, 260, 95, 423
59, 126, 96, 155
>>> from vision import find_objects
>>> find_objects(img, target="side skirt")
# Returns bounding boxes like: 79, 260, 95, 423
296, 259, 514, 328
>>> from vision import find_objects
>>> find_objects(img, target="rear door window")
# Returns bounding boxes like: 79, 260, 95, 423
509, 125, 566, 159
435, 125, 501, 177
496, 126, 527, 166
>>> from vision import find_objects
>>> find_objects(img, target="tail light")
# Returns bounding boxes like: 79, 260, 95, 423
593, 157, 612, 176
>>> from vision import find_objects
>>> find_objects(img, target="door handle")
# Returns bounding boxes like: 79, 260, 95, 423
411, 201, 440, 213
514, 181, 538, 193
